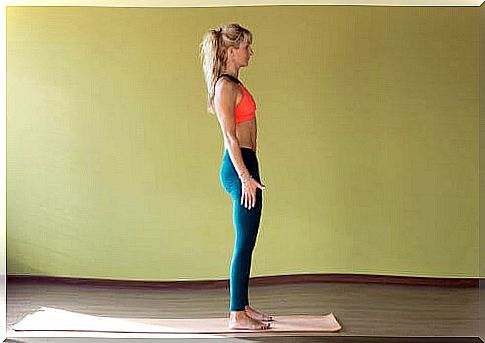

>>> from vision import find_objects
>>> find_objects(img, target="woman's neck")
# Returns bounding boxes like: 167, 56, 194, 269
222, 66, 239, 79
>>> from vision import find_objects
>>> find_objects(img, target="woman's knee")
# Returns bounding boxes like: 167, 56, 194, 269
233, 239, 256, 255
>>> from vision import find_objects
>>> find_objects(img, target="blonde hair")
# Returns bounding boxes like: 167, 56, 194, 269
199, 23, 253, 115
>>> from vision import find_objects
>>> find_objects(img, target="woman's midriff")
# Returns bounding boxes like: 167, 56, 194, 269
236, 118, 257, 151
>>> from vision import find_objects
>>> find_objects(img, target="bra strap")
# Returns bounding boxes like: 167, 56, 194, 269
217, 73, 240, 84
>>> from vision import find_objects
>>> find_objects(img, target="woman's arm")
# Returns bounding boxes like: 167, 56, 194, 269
214, 78, 251, 181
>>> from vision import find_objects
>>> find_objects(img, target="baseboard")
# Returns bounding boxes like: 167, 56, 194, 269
7, 273, 479, 289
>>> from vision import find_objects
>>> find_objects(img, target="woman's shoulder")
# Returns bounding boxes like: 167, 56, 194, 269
215, 77, 238, 93
215, 76, 243, 104
215, 75, 243, 93
215, 75, 242, 93
217, 73, 240, 84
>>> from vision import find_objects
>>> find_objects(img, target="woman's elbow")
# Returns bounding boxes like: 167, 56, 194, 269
223, 133, 239, 146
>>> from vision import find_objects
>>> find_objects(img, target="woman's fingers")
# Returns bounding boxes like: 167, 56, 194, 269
240, 184, 248, 209
241, 182, 262, 209
241, 190, 251, 209
249, 189, 255, 209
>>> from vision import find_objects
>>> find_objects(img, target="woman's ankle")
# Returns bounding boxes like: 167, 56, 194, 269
230, 310, 246, 319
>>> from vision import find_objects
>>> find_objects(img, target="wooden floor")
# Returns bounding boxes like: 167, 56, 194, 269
6, 279, 485, 341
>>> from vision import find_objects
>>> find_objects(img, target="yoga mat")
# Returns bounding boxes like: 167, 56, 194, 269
12, 307, 342, 333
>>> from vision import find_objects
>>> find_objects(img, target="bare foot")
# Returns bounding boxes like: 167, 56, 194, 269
228, 311, 271, 330
245, 305, 275, 322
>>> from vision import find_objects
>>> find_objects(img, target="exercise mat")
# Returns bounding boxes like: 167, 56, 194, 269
13, 307, 342, 333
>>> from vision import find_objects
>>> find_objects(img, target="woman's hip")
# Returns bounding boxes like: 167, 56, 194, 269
220, 148, 261, 193
220, 148, 260, 178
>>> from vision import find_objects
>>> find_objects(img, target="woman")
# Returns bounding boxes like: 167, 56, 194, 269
199, 23, 274, 330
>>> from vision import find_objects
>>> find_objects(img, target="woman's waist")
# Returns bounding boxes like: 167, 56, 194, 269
234, 129, 255, 147
239, 146, 256, 154
224, 145, 257, 155
223, 146, 258, 165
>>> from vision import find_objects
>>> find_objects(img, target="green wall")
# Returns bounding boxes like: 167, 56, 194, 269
7, 6, 480, 281
480, 2, 485, 285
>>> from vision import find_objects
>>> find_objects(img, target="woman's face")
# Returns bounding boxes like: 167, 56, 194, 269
229, 41, 254, 67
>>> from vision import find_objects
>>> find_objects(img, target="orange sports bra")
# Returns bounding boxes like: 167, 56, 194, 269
217, 73, 257, 124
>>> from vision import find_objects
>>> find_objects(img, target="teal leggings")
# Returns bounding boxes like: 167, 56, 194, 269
220, 147, 263, 311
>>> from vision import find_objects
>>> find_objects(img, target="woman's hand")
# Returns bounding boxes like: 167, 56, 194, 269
241, 176, 266, 210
